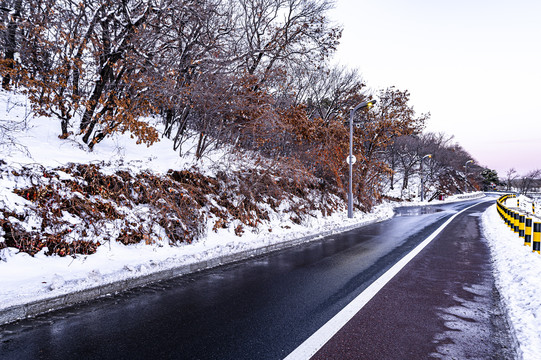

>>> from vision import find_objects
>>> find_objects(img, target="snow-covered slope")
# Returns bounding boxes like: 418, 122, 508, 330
0, 90, 398, 316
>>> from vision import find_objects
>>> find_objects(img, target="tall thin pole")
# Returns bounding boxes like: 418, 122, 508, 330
348, 108, 354, 218
420, 159, 424, 202
347, 100, 376, 219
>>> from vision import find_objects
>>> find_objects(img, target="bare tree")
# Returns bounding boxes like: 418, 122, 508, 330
234, 0, 341, 85
505, 168, 519, 191
348, 87, 428, 208
15, 0, 91, 138
4, 0, 167, 145
157, 0, 236, 154
517, 169, 541, 195
0, 99, 30, 156
302, 65, 365, 124
77, 0, 165, 147
393, 135, 422, 193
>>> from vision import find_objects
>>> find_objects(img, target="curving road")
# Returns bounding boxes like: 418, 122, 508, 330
0, 198, 515, 359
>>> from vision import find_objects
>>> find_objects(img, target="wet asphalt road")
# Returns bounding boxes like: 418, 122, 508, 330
312, 200, 517, 359
0, 198, 514, 359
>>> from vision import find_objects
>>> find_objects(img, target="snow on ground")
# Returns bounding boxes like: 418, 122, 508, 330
0, 90, 245, 174
481, 199, 541, 360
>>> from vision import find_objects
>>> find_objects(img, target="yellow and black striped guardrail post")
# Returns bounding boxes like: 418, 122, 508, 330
497, 195, 510, 228
509, 210, 514, 229
525, 217, 532, 246
506, 207, 512, 228
497, 194, 541, 255
519, 215, 525, 239
533, 222, 541, 254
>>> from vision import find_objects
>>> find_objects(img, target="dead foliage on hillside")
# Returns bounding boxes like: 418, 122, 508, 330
0, 160, 343, 257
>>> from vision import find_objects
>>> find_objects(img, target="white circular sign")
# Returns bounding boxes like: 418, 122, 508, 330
346, 155, 356, 165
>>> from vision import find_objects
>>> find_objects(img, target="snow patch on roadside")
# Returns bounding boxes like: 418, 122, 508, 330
482, 204, 541, 360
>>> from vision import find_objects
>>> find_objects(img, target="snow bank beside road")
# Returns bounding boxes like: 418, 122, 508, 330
482, 204, 541, 360
0, 199, 396, 323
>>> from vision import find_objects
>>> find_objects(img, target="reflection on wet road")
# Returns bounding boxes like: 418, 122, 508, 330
0, 199, 492, 360
394, 205, 445, 216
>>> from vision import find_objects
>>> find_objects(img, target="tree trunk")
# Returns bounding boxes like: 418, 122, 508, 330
402, 170, 409, 190
72, 6, 103, 97
2, 0, 22, 90
172, 106, 191, 152
79, 67, 110, 142
390, 153, 396, 190
60, 118, 69, 139
195, 132, 208, 159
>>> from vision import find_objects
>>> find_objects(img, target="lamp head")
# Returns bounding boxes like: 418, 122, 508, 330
352, 99, 378, 113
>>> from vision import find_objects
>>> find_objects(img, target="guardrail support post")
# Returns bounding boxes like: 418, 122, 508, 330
519, 215, 525, 238
533, 222, 541, 254
525, 218, 532, 246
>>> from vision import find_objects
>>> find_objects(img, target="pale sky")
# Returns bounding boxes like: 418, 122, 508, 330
329, 0, 541, 176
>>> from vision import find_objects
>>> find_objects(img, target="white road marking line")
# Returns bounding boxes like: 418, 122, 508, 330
284, 202, 483, 360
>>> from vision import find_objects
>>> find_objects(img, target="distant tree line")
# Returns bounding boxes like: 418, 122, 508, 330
504, 168, 541, 195
0, 0, 487, 209
384, 131, 489, 199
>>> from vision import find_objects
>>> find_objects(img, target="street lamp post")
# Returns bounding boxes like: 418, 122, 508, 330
420, 154, 432, 202
464, 159, 473, 193
348, 99, 376, 218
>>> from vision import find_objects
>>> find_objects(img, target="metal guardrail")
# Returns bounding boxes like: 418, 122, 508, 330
455, 192, 485, 200
496, 194, 541, 254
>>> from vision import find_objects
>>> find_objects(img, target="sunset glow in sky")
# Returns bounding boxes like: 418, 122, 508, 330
330, 0, 541, 176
